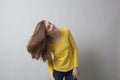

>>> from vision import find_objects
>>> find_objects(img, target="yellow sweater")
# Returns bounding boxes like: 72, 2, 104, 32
47, 27, 78, 75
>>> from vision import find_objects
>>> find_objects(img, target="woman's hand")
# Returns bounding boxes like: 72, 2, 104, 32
50, 75, 55, 80
72, 67, 78, 79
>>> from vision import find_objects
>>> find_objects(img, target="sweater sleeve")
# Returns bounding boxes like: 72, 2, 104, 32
47, 54, 53, 76
68, 28, 78, 67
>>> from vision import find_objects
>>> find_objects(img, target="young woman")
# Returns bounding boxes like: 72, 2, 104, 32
27, 20, 79, 80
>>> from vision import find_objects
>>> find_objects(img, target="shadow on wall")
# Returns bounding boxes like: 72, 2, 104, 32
78, 46, 103, 80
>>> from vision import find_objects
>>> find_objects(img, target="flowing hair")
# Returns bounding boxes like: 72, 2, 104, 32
26, 20, 51, 62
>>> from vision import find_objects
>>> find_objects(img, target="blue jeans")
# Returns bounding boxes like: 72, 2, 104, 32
53, 69, 77, 80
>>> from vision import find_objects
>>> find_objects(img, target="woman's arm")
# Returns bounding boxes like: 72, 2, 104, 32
68, 28, 79, 79
47, 54, 53, 76
68, 28, 78, 67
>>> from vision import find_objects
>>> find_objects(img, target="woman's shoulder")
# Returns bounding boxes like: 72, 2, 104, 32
59, 27, 70, 31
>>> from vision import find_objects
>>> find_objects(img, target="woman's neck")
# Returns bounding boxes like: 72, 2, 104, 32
50, 29, 61, 39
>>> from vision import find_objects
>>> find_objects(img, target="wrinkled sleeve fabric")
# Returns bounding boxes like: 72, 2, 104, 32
68, 28, 78, 67
47, 54, 53, 76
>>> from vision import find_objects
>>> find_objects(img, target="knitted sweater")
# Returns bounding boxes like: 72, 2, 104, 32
47, 27, 78, 75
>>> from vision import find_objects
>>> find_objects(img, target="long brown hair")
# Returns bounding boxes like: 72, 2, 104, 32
26, 20, 51, 62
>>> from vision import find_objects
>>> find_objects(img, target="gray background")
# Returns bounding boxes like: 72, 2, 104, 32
0, 0, 120, 80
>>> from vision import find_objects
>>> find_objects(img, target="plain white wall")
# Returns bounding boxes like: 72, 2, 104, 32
0, 0, 120, 80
